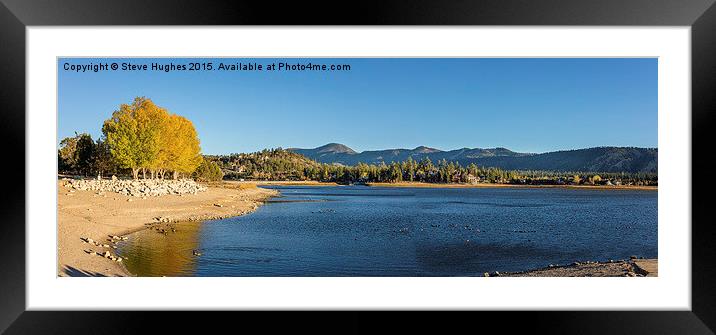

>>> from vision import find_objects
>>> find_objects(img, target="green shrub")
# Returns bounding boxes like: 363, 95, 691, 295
193, 157, 223, 182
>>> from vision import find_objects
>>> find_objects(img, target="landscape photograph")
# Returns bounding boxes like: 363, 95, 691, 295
57, 57, 657, 277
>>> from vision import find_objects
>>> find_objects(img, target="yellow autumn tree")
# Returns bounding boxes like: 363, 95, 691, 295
160, 114, 202, 179
136, 98, 170, 179
103, 97, 163, 179
103, 97, 202, 179
148, 109, 172, 178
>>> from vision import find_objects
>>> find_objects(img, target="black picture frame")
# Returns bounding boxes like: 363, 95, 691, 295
1, 0, 714, 333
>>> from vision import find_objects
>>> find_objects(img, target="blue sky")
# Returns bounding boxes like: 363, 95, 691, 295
58, 58, 657, 154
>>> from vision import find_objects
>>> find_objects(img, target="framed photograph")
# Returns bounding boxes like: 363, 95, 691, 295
2, 0, 715, 333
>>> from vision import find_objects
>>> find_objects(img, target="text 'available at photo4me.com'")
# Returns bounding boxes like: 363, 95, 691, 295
62, 60, 353, 73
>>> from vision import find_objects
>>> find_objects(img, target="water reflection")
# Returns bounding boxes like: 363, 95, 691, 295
116, 186, 657, 277
116, 222, 202, 276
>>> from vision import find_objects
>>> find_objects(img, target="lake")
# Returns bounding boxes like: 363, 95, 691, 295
116, 186, 657, 276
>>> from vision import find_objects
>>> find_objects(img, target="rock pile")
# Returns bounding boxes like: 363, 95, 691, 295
64, 178, 207, 197
81, 235, 128, 262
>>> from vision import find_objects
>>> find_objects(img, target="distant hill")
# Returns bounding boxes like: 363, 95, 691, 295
209, 148, 323, 180
288, 143, 356, 162
289, 144, 657, 173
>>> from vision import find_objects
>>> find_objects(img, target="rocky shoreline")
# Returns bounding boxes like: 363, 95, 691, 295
63, 178, 208, 197
498, 257, 657, 277
80, 235, 129, 263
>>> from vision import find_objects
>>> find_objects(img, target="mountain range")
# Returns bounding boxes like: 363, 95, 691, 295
288, 143, 658, 173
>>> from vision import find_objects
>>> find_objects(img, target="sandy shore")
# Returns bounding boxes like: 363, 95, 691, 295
367, 181, 657, 191
503, 259, 658, 277
223, 180, 339, 186
215, 180, 657, 191
57, 180, 278, 277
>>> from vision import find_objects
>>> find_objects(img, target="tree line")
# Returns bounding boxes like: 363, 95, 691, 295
211, 148, 658, 186
59, 98, 655, 187
59, 97, 223, 182
58, 132, 115, 177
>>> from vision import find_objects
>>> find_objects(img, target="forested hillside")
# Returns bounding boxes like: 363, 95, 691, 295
210, 148, 657, 186
290, 144, 657, 173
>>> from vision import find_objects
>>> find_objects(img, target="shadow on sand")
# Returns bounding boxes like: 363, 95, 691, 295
62, 265, 107, 277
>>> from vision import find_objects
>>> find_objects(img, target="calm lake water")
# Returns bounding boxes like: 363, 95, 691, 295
116, 186, 657, 276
